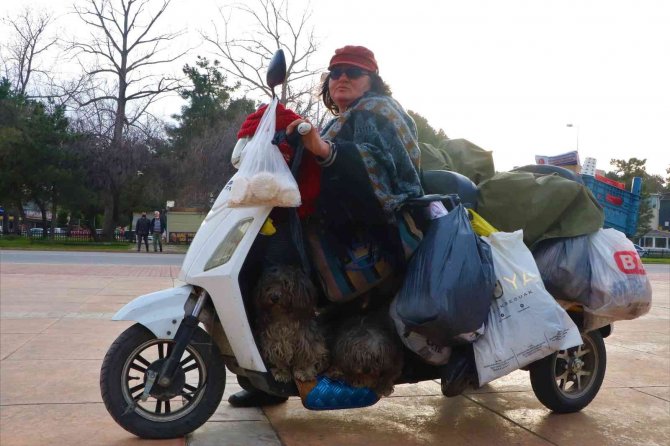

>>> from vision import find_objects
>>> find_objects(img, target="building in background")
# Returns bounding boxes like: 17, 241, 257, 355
634, 192, 670, 255
582, 157, 597, 176
166, 208, 208, 244
535, 150, 581, 173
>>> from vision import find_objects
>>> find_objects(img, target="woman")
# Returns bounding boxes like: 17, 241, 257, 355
297, 49, 474, 398
228, 45, 425, 408
289, 45, 424, 270
290, 45, 422, 219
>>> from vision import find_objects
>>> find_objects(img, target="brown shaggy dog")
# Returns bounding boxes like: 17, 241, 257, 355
253, 265, 329, 383
326, 309, 404, 396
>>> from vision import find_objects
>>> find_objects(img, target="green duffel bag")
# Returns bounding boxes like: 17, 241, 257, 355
476, 171, 604, 248
419, 139, 495, 185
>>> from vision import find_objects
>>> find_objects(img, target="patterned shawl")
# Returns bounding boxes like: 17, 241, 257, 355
321, 92, 423, 219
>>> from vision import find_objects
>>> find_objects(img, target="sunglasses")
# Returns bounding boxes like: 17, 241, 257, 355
329, 66, 370, 80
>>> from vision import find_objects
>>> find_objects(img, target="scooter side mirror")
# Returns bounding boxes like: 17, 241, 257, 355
266, 49, 287, 97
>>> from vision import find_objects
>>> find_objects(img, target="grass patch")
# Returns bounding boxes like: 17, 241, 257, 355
0, 237, 132, 251
641, 257, 670, 264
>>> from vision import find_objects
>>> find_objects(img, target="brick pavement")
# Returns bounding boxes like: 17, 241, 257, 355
0, 262, 668, 446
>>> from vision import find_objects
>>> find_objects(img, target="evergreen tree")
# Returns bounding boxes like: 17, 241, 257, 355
605, 158, 656, 237
0, 78, 88, 236
167, 57, 255, 207
408, 110, 448, 146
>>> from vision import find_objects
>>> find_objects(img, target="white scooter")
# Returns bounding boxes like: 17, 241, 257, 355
100, 50, 611, 439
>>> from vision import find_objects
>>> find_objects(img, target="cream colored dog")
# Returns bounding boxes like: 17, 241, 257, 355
253, 265, 329, 383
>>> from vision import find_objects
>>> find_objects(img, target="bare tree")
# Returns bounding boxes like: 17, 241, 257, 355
203, 0, 321, 114
1, 9, 58, 96
1, 8, 88, 108
70, 0, 186, 239
172, 110, 249, 207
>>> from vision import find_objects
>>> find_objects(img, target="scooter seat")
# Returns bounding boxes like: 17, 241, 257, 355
421, 170, 478, 210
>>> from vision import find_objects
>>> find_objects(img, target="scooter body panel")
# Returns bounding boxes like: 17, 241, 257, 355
112, 285, 193, 339
179, 197, 273, 373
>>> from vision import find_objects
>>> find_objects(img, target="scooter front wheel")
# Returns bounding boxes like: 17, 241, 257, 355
100, 323, 226, 439
529, 329, 606, 413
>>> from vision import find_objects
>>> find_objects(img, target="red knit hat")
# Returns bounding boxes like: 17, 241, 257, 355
328, 45, 378, 73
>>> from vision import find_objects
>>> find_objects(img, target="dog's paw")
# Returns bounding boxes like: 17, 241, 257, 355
293, 368, 317, 382
271, 367, 292, 383
324, 367, 346, 381
315, 360, 330, 376
374, 382, 395, 397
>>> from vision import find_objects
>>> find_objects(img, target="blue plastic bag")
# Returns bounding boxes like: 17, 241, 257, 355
395, 205, 495, 346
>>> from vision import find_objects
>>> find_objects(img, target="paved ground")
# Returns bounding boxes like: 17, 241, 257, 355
1, 250, 185, 265
0, 253, 668, 446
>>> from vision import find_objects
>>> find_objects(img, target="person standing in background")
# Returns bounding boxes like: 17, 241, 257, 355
150, 210, 166, 252
135, 212, 150, 252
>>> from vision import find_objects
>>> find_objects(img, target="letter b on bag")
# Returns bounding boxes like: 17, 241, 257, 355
614, 251, 644, 275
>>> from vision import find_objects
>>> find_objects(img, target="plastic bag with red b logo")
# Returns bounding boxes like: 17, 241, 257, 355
588, 228, 652, 321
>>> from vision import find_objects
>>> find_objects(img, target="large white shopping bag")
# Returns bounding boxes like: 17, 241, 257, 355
587, 228, 652, 320
473, 230, 582, 386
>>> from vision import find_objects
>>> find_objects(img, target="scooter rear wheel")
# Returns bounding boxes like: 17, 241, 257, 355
529, 330, 606, 413
100, 323, 226, 439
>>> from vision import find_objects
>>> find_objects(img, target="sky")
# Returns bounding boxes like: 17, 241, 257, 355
2, 0, 669, 178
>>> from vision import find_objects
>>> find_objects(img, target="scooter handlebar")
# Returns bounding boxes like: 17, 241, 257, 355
297, 122, 312, 135
272, 122, 311, 149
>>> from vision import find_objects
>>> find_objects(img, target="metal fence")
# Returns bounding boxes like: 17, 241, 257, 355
645, 249, 670, 258
9, 230, 132, 242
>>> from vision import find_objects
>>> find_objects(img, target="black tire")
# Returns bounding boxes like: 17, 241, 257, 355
529, 330, 606, 413
100, 323, 226, 439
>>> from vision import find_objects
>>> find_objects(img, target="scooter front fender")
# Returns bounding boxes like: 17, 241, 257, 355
113, 285, 193, 339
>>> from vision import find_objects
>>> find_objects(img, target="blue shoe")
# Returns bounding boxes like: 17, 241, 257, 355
303, 376, 379, 410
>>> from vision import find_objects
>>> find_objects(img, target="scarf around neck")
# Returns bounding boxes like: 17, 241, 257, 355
321, 92, 423, 218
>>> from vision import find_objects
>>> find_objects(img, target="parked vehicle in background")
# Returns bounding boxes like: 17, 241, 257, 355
29, 228, 45, 237
69, 227, 92, 237
646, 247, 670, 258
95, 228, 123, 238
633, 244, 647, 257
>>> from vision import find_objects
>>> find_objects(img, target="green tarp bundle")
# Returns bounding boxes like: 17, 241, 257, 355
476, 172, 604, 247
419, 139, 495, 185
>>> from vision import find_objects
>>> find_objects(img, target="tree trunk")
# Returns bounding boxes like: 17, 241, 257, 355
102, 191, 116, 242
12, 201, 24, 234
1, 208, 8, 234
12, 209, 21, 234
102, 77, 126, 242
15, 199, 26, 220
37, 201, 48, 239
50, 186, 57, 240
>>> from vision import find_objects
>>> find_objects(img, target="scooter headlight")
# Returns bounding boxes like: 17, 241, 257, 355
204, 217, 254, 271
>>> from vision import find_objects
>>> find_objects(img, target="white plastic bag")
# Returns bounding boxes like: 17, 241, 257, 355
587, 228, 651, 320
473, 230, 582, 386
224, 98, 301, 207
425, 201, 448, 220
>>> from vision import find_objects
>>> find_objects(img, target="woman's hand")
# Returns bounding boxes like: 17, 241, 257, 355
286, 119, 331, 159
